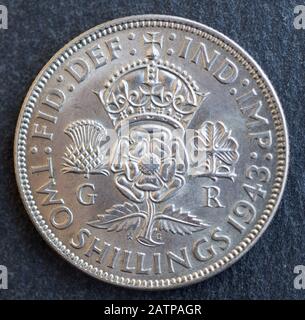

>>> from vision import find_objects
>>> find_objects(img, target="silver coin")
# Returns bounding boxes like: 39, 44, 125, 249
14, 15, 288, 289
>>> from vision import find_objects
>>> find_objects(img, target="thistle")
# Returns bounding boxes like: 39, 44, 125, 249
62, 120, 109, 178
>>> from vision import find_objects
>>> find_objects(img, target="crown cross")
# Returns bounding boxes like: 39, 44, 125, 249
143, 32, 164, 60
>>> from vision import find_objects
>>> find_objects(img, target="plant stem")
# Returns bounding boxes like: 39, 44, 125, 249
143, 193, 155, 240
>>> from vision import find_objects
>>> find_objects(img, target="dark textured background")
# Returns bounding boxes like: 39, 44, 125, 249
0, 0, 304, 300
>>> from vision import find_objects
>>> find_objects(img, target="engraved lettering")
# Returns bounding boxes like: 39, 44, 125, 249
108, 246, 121, 269
246, 165, 271, 183
153, 253, 161, 275
32, 123, 53, 140
211, 227, 231, 249
85, 237, 111, 264
202, 186, 224, 208
121, 250, 136, 273
50, 206, 73, 230
179, 36, 193, 59
37, 179, 64, 206
65, 58, 90, 83
86, 44, 107, 68
70, 228, 91, 249
213, 58, 239, 84
167, 247, 191, 273
236, 88, 257, 105
193, 236, 215, 262
105, 37, 122, 60
37, 110, 58, 124
243, 183, 267, 202
42, 88, 66, 111
31, 157, 54, 178
193, 228, 230, 262
228, 200, 256, 233
191, 42, 220, 71
136, 252, 151, 275
249, 130, 272, 149
77, 183, 97, 206
240, 100, 269, 127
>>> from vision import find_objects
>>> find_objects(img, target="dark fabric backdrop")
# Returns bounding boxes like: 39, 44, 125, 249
0, 0, 304, 300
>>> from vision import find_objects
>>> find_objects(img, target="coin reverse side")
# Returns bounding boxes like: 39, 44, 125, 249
14, 15, 288, 289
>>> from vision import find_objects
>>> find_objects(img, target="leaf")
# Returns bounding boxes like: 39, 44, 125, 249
155, 205, 209, 236
87, 202, 146, 232
198, 121, 214, 149
198, 121, 239, 164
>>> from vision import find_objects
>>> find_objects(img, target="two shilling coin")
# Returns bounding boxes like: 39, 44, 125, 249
14, 15, 288, 289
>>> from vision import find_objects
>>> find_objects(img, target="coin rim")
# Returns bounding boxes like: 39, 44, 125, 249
14, 14, 289, 290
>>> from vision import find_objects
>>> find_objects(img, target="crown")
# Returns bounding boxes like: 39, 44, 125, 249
95, 50, 209, 130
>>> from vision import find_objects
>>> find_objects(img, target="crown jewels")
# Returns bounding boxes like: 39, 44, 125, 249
95, 58, 210, 130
